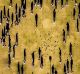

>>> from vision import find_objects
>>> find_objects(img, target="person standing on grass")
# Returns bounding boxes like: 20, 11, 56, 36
40, 55, 43, 68
0, 10, 3, 24
4, 26, 6, 37
64, 64, 67, 74
8, 35, 11, 52
2, 26, 6, 46
3, 6, 6, 18
53, 9, 56, 22
49, 56, 52, 74
3, 37, 6, 46
55, 69, 58, 74
11, 12, 14, 26
40, 0, 43, 8
10, 0, 12, 6
78, 3, 80, 18
52, 65, 54, 74
59, 48, 62, 63
66, 22, 70, 35
66, 59, 69, 73
13, 45, 15, 59
73, 7, 76, 20
77, 18, 79, 32
24, 48, 26, 64
8, 53, 11, 68
7, 9, 10, 20
24, 0, 26, 10
70, 57, 73, 72
51, 0, 54, 5
6, 21, 10, 35
15, 13, 19, 25
21, 0, 24, 8
1, 29, 4, 43
8, 35, 11, 47
15, 33, 18, 46
32, 72, 34, 74
15, 3, 19, 24
63, 29, 66, 43
22, 4, 25, 17
38, 47, 41, 60
32, 51, 35, 66
69, 43, 72, 57
61, 0, 63, 7
21, 64, 24, 74
55, 0, 57, 9
3, 26, 6, 38
31, 1, 34, 13
17, 62, 20, 74
18, 7, 21, 22
35, 14, 38, 27
15, 3, 18, 14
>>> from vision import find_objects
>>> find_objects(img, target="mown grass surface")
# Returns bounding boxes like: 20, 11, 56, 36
0, 0, 80, 74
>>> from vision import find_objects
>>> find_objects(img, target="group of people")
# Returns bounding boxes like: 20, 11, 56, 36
0, 0, 27, 74
0, 0, 79, 74
34, 0, 43, 7
0, 0, 26, 25
63, 43, 73, 74
64, 58, 73, 74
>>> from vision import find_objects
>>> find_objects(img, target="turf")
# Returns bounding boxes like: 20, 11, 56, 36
0, 0, 80, 74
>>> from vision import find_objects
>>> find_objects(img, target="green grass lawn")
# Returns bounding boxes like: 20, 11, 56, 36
0, 0, 80, 74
